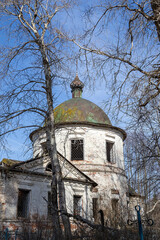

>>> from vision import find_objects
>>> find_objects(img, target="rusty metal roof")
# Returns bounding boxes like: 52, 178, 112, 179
30, 76, 127, 141
1, 158, 21, 167
54, 75, 111, 125
54, 97, 111, 125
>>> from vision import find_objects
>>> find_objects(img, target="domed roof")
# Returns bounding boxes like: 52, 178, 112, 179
54, 98, 111, 125
54, 75, 111, 126
30, 75, 127, 141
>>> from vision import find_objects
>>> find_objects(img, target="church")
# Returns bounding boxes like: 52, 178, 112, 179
0, 74, 144, 230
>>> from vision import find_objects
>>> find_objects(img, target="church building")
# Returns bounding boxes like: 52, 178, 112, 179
0, 75, 143, 230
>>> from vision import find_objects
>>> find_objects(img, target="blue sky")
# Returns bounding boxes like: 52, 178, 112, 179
0, 0, 158, 162
0, 1, 112, 161
0, 74, 114, 161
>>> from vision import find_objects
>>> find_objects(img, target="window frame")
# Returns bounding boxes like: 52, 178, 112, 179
17, 189, 30, 219
73, 195, 82, 216
106, 140, 115, 163
92, 198, 98, 221
71, 138, 84, 161
111, 198, 119, 227
41, 142, 48, 155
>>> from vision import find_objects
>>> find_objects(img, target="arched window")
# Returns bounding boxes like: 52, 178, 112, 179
46, 163, 52, 172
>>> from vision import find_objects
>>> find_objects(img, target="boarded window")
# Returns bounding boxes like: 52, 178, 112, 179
17, 189, 30, 218
48, 192, 52, 218
71, 139, 83, 160
106, 142, 114, 163
92, 198, 98, 221
73, 196, 82, 215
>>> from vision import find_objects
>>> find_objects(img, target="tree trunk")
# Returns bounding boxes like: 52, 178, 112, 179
40, 41, 72, 240
58, 178, 72, 239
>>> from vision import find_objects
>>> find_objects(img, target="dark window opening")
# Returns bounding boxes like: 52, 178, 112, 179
106, 142, 114, 163
73, 195, 82, 215
48, 192, 52, 218
17, 189, 30, 218
112, 199, 118, 213
111, 199, 119, 227
41, 142, 48, 155
71, 139, 83, 160
46, 163, 52, 172
92, 198, 98, 222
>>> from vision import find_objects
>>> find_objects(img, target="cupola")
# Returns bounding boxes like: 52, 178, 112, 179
70, 74, 84, 98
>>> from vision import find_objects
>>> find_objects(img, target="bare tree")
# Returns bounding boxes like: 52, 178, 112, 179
57, 0, 160, 205
124, 102, 160, 209
0, 1, 74, 239
0, 1, 159, 237
59, 0, 160, 111
125, 131, 160, 199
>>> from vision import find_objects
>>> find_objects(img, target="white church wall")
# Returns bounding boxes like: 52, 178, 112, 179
64, 182, 93, 220
31, 124, 128, 224
2, 173, 50, 220
56, 125, 124, 168
32, 131, 46, 159
0, 170, 93, 228
32, 125, 124, 171
32, 125, 124, 169
55, 125, 127, 222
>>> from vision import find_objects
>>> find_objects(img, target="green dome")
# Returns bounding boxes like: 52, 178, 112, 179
54, 97, 111, 126
30, 75, 127, 141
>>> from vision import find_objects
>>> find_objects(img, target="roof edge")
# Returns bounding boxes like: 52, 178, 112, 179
29, 122, 126, 141
4, 152, 97, 187
57, 152, 97, 187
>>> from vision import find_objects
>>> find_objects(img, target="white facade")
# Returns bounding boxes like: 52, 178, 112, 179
0, 75, 137, 230
31, 123, 128, 224
0, 153, 95, 230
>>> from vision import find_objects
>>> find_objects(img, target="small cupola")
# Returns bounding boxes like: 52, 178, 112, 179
70, 74, 84, 98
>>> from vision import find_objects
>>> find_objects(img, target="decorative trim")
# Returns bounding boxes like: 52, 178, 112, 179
29, 122, 126, 141
105, 134, 115, 139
